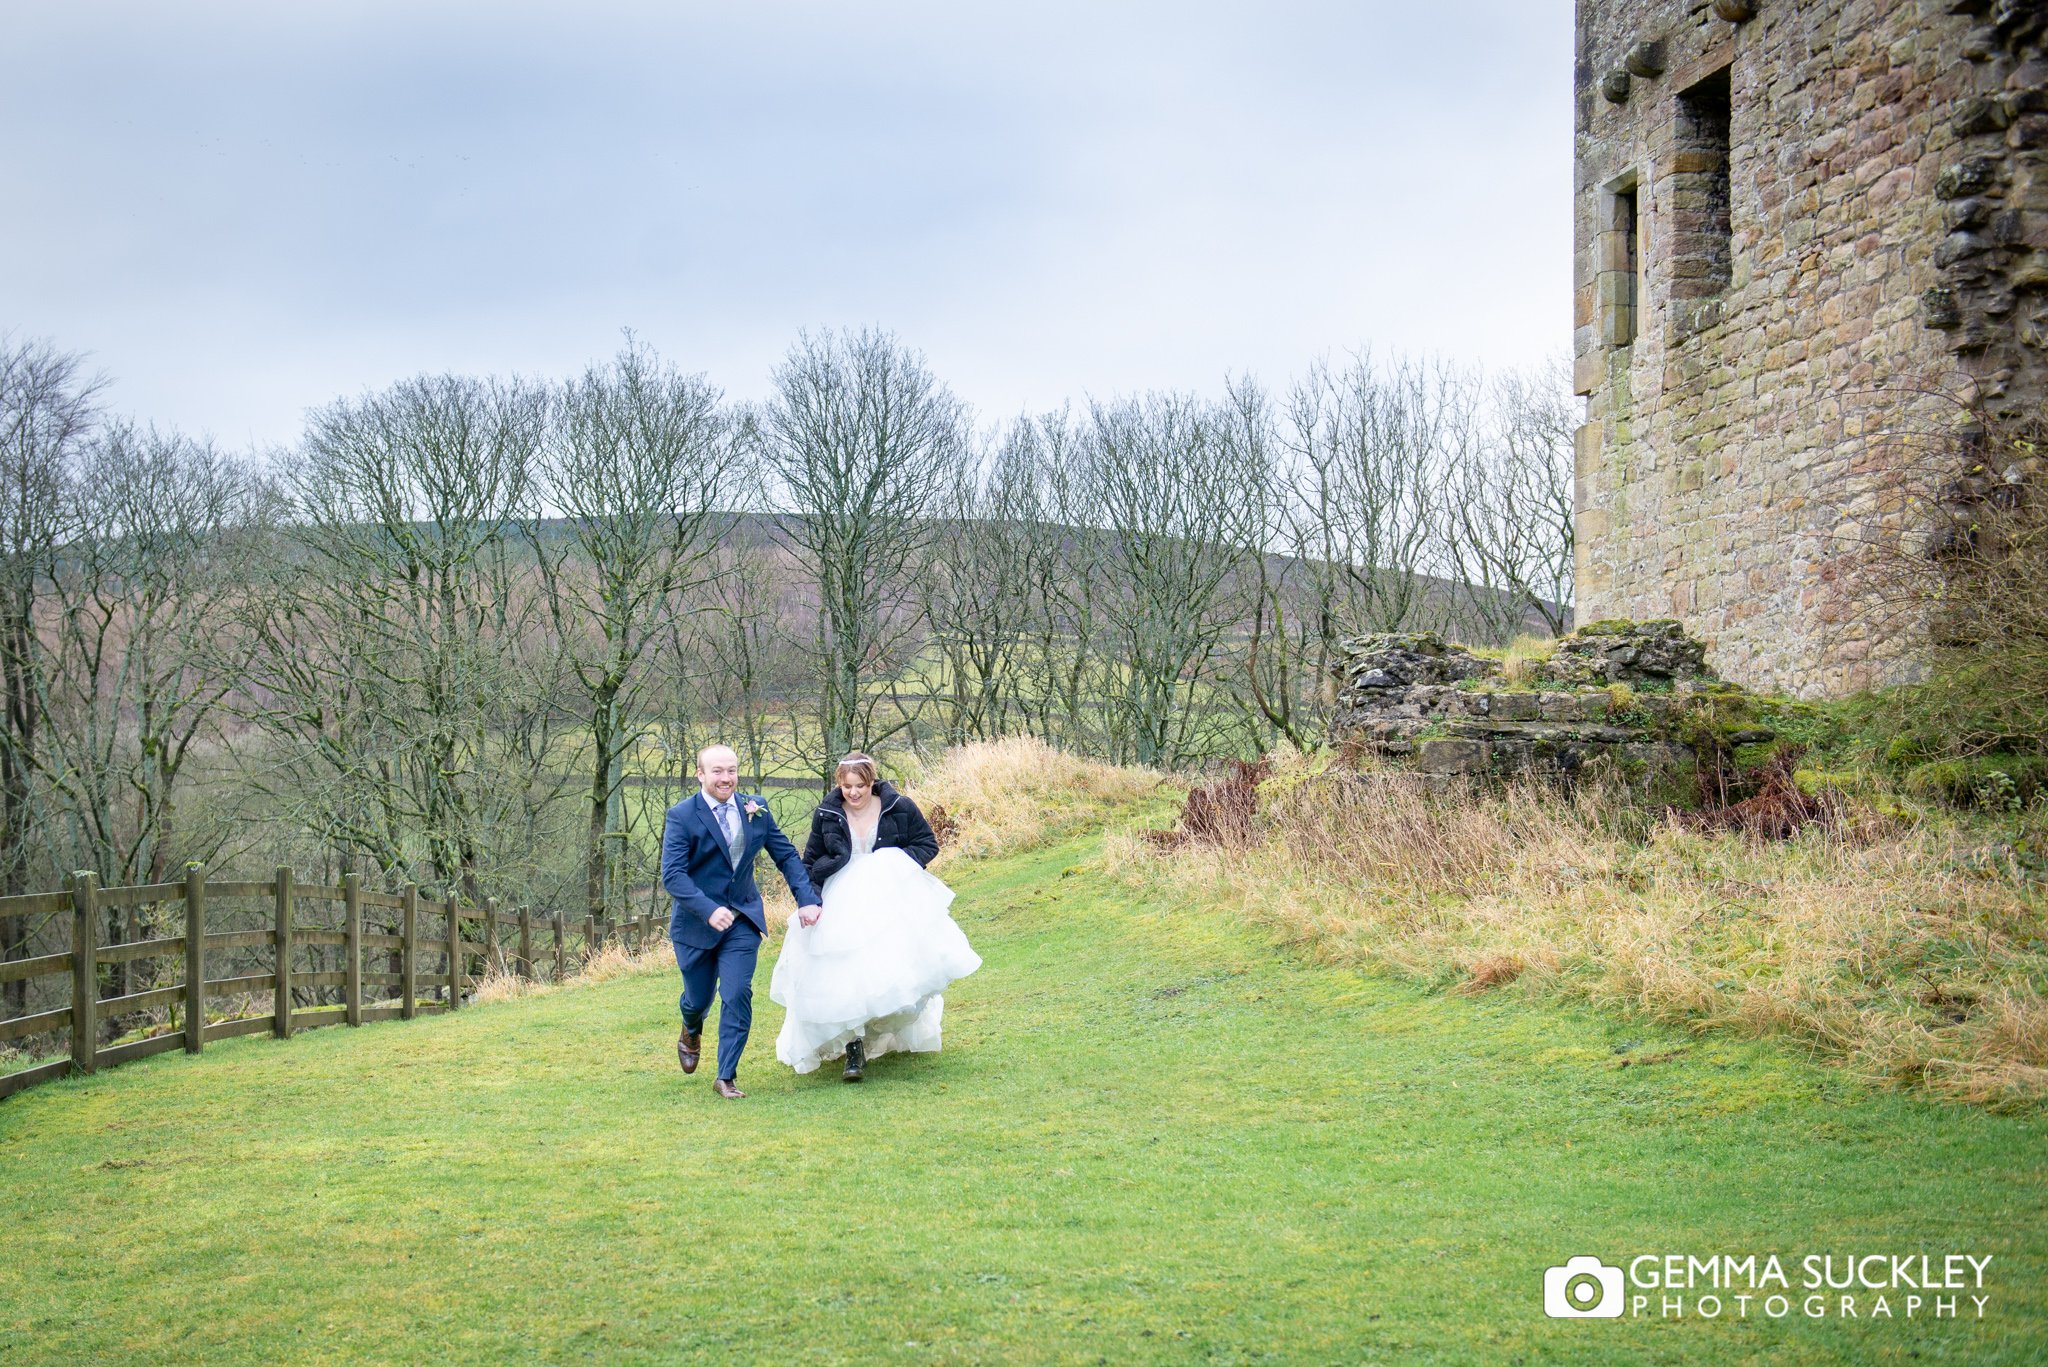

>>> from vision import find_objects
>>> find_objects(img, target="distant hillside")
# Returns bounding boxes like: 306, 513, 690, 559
520, 511, 1566, 645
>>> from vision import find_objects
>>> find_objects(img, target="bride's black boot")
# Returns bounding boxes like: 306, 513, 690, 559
843, 1039, 865, 1083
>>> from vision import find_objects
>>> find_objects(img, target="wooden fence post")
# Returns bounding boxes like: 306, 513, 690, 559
401, 884, 418, 1020
70, 872, 99, 1077
184, 863, 206, 1054
446, 892, 462, 1009
552, 915, 565, 982
518, 906, 532, 981
584, 913, 596, 964
273, 864, 294, 1040
484, 897, 499, 976
343, 871, 362, 1027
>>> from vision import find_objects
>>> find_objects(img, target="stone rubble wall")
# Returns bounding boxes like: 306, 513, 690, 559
1331, 624, 1764, 780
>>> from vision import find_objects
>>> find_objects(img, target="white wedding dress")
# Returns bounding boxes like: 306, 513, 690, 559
769, 819, 981, 1075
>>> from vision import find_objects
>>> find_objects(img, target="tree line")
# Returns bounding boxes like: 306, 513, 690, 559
0, 325, 1572, 998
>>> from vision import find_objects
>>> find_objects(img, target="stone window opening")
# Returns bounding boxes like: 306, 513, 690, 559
1668, 64, 1733, 337
1599, 173, 1640, 348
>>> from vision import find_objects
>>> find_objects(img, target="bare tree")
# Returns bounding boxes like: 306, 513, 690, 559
1441, 359, 1577, 638
1079, 387, 1272, 768
535, 339, 727, 921
667, 515, 814, 792
753, 328, 970, 771
915, 418, 1064, 745
40, 426, 271, 887
248, 374, 562, 897
1279, 352, 1469, 663
1220, 377, 1327, 750
0, 338, 101, 1011
1006, 409, 1113, 753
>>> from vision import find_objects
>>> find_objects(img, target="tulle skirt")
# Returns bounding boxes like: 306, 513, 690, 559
769, 847, 981, 1074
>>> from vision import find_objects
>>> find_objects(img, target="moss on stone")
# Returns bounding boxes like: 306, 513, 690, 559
1732, 741, 1780, 770
1749, 697, 1843, 751
1793, 766, 1884, 797
1903, 755, 2048, 809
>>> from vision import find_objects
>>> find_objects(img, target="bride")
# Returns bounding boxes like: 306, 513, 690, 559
770, 752, 981, 1081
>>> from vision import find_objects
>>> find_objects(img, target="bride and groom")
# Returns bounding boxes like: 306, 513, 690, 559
660, 744, 980, 1098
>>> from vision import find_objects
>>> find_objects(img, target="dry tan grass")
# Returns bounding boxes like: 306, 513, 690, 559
1108, 747, 2048, 1110
577, 938, 677, 983
907, 736, 1167, 861
1494, 634, 1560, 690
468, 967, 558, 1006
1459, 953, 1527, 995
469, 937, 674, 1005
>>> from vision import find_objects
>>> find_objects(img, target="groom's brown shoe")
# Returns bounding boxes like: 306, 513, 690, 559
713, 1078, 746, 1100
677, 1028, 701, 1074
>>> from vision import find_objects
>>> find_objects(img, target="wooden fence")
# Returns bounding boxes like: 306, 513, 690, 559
0, 865, 668, 1101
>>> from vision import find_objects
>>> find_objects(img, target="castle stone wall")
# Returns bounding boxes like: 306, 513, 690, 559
1572, 0, 2048, 697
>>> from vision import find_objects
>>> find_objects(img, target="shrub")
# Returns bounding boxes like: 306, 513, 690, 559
1859, 410, 2048, 791
1145, 758, 1269, 849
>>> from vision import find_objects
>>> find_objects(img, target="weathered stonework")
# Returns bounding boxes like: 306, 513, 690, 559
1546, 616, 1714, 684
1574, 0, 2048, 697
1331, 625, 1770, 782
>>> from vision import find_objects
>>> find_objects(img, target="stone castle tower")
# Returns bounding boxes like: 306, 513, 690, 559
1572, 0, 2048, 696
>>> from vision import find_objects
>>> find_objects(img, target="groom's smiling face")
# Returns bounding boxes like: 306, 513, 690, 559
697, 746, 740, 804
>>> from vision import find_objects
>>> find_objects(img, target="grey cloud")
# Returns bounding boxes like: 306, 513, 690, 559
1, 1, 1572, 446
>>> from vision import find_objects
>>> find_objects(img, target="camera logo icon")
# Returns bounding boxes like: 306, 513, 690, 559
1544, 1256, 1625, 1318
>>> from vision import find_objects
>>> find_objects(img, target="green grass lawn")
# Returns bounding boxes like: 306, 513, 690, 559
2, 817, 2044, 1364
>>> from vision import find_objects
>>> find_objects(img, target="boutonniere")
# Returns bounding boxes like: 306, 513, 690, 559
742, 798, 765, 822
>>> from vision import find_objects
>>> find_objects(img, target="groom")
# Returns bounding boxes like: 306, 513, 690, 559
661, 744, 820, 1099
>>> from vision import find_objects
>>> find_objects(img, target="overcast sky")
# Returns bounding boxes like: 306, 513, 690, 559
2, 1, 1574, 450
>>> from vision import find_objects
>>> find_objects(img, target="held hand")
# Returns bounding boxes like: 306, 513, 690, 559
798, 905, 821, 928
709, 906, 736, 932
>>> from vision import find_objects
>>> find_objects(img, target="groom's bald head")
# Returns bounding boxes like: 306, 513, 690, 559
696, 744, 740, 803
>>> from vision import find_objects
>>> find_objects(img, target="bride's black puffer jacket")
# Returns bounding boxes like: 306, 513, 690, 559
802, 780, 940, 887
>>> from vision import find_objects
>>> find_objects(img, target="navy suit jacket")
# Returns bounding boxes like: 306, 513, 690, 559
662, 791, 819, 950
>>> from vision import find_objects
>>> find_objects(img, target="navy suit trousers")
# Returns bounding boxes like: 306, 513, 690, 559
673, 918, 761, 1082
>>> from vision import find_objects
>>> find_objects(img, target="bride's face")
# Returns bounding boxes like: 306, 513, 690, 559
838, 774, 873, 809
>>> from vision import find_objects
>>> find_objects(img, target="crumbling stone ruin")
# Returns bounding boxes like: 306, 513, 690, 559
1330, 621, 1773, 781
1573, 0, 2048, 698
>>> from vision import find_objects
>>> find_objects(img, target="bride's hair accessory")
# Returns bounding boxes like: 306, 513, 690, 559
835, 752, 879, 784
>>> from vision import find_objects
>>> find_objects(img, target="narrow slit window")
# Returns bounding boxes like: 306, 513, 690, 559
1671, 66, 1732, 300
1600, 179, 1639, 348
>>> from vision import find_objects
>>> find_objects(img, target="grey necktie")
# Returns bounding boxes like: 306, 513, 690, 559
720, 802, 741, 867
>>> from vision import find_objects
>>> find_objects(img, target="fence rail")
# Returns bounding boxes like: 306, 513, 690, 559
0, 865, 667, 1101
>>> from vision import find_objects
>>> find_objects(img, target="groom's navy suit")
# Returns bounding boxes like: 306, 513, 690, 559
661, 790, 819, 1081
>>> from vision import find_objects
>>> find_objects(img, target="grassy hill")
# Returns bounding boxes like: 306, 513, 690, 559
1, 791, 2043, 1363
